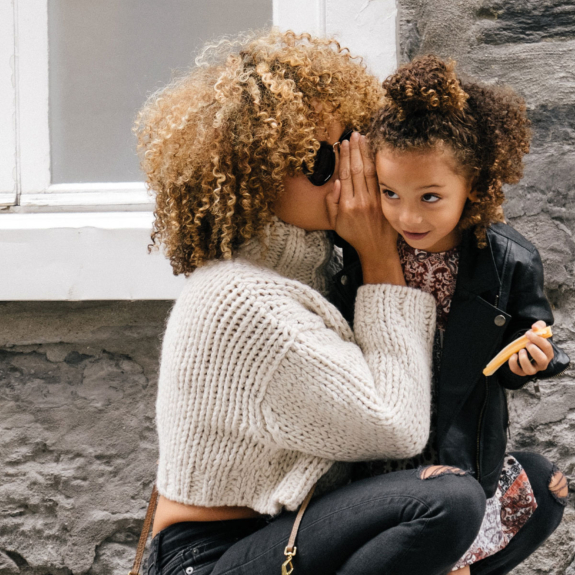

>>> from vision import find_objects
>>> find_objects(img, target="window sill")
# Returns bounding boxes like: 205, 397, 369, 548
1, 182, 155, 212
0, 211, 186, 300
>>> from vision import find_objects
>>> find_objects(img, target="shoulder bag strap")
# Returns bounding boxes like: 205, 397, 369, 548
129, 483, 159, 575
282, 483, 317, 575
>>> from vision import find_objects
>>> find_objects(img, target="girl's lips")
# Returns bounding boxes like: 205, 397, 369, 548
403, 231, 430, 240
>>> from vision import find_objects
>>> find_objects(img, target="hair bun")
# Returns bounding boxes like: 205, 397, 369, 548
383, 55, 468, 118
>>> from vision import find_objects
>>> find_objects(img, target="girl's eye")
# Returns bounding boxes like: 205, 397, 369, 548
382, 190, 398, 199
422, 194, 440, 203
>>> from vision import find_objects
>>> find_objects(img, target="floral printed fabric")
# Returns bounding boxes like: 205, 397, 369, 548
397, 236, 459, 330
452, 455, 538, 570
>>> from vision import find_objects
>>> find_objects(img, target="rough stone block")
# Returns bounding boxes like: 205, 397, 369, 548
465, 41, 575, 107
476, 0, 575, 45
529, 105, 575, 148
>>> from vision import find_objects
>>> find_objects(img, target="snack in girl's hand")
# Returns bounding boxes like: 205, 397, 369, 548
483, 326, 553, 376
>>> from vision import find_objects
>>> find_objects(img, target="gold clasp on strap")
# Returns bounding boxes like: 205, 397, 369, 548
282, 546, 297, 575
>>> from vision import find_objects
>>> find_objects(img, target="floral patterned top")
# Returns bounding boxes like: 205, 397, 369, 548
353, 236, 538, 570
398, 235, 460, 330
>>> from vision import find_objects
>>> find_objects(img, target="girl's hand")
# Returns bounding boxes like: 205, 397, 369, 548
326, 132, 404, 285
508, 320, 555, 377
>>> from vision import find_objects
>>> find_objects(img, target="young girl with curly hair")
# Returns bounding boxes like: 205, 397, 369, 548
332, 55, 570, 574
136, 31, 490, 575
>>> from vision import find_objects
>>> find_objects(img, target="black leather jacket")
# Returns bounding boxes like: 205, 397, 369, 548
329, 223, 570, 498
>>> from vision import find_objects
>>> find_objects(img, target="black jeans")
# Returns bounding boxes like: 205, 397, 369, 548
146, 453, 564, 575
147, 466, 486, 575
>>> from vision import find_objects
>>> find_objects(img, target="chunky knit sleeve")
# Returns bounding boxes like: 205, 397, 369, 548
260, 283, 436, 461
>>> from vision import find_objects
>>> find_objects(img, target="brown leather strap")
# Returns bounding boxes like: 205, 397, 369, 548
129, 484, 159, 575
286, 483, 316, 553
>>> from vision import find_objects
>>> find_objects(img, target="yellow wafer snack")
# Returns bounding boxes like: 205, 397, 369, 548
483, 326, 553, 376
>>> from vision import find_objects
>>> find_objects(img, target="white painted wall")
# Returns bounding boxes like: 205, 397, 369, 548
273, 0, 398, 80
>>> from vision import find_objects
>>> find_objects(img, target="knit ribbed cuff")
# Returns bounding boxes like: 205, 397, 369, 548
354, 283, 436, 353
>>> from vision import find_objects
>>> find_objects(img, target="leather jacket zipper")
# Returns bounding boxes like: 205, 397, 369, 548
476, 375, 489, 481
548, 363, 571, 379
533, 362, 571, 395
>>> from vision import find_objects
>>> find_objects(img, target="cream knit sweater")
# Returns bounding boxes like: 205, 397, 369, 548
156, 219, 436, 515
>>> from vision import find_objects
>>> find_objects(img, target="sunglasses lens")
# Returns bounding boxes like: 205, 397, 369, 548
340, 129, 353, 143
305, 143, 335, 186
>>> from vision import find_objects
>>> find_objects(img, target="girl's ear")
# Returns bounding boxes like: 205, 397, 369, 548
465, 170, 480, 202
466, 174, 480, 202
468, 189, 479, 202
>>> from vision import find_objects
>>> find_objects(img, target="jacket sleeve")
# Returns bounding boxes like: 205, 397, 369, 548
259, 284, 436, 461
498, 245, 570, 390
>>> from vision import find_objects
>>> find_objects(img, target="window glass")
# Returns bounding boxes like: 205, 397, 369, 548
49, 0, 272, 184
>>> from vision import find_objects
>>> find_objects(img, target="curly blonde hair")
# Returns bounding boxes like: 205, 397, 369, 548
135, 28, 384, 275
368, 55, 531, 248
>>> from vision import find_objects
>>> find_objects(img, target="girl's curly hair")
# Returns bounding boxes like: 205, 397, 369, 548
368, 55, 531, 247
135, 28, 384, 275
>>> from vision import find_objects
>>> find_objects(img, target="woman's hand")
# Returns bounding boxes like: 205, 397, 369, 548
508, 320, 555, 377
326, 132, 405, 285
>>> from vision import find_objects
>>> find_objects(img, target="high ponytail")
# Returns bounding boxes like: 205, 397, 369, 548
383, 56, 468, 119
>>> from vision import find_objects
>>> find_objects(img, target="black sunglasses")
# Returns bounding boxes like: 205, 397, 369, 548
303, 128, 354, 186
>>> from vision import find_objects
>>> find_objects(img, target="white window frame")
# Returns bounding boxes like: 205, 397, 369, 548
0, 0, 18, 206
0, 0, 152, 211
0, 0, 397, 300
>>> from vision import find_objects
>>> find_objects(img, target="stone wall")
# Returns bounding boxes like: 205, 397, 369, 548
396, 1, 575, 573
0, 302, 171, 574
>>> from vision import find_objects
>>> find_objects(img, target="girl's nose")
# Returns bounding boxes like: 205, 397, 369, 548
399, 209, 424, 229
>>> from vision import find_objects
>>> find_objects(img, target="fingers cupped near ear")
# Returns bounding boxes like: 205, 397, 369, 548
338, 140, 354, 201
349, 132, 364, 176
338, 140, 351, 180
359, 135, 375, 167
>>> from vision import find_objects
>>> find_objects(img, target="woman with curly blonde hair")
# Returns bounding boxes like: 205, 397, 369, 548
136, 30, 486, 575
